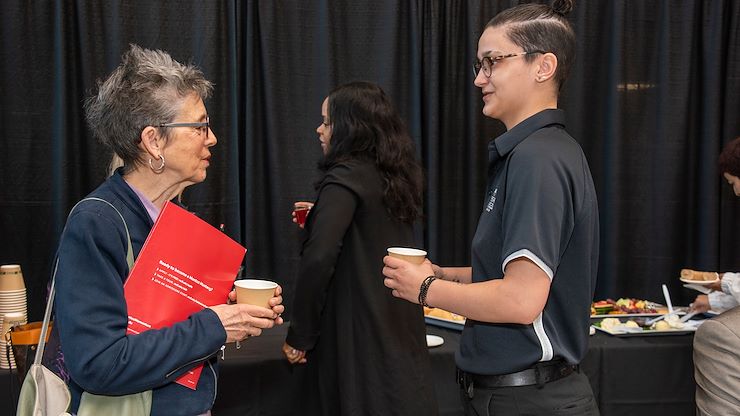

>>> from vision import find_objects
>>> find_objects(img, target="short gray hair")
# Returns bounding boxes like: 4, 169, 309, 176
84, 44, 213, 172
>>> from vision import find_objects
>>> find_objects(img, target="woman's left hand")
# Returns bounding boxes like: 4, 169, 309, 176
227, 286, 285, 325
382, 256, 435, 304
282, 342, 307, 364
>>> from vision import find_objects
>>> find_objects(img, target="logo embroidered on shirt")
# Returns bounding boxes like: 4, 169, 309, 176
485, 188, 498, 212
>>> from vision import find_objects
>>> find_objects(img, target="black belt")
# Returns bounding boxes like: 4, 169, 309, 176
457, 360, 578, 392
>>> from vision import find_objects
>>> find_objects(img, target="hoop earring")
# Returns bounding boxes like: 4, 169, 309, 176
149, 154, 165, 173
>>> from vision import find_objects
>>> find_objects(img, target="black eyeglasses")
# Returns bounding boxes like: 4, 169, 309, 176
473, 51, 546, 77
157, 116, 210, 139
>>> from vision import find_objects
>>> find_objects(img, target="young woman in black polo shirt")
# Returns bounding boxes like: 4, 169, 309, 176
383, 1, 601, 414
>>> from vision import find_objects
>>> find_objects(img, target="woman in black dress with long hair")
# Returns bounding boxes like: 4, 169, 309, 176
283, 81, 437, 416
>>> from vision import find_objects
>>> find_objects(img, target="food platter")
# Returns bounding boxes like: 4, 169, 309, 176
590, 298, 686, 318
591, 316, 700, 337
592, 324, 697, 337
424, 315, 465, 331
424, 307, 465, 331
590, 310, 685, 319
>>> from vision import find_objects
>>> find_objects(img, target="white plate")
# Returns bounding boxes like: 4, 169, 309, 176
426, 334, 444, 348
680, 277, 719, 285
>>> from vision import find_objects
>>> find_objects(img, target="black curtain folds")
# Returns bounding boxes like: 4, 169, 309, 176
1, 1, 739, 322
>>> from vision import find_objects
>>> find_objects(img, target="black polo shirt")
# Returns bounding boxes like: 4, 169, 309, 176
457, 109, 599, 375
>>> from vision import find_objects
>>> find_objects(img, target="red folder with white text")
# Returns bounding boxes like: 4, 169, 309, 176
123, 201, 246, 389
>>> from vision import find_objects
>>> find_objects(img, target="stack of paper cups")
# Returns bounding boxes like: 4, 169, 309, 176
0, 265, 28, 369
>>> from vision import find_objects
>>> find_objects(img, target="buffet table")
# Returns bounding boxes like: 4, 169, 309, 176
0, 324, 697, 416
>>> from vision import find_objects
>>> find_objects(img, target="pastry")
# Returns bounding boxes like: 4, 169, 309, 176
680, 269, 718, 281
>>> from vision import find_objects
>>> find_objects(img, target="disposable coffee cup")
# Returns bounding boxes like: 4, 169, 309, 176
387, 247, 427, 265
0, 265, 25, 291
234, 279, 278, 308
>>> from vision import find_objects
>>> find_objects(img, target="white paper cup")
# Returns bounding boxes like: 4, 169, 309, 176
387, 247, 427, 265
234, 279, 278, 308
0, 265, 25, 291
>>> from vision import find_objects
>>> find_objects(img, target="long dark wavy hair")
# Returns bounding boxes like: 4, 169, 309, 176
318, 81, 423, 223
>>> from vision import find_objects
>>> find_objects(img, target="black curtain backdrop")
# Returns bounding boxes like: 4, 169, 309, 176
1, 1, 739, 323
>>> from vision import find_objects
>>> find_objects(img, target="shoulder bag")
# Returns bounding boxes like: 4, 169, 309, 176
15, 197, 152, 416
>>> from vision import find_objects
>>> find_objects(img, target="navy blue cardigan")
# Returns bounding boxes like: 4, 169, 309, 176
53, 170, 226, 415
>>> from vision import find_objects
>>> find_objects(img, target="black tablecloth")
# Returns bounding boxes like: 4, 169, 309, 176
1, 324, 697, 416
581, 329, 696, 415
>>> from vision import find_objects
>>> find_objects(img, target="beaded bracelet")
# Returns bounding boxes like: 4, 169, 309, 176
418, 275, 437, 307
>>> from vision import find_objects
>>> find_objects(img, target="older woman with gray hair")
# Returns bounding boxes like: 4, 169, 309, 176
48, 44, 284, 415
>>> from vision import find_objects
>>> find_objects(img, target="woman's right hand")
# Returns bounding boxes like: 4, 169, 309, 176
210, 303, 281, 343
690, 294, 711, 314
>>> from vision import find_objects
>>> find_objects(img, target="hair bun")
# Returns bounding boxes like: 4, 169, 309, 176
551, 0, 574, 16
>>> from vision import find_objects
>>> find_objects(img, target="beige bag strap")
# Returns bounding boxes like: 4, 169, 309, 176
34, 258, 58, 365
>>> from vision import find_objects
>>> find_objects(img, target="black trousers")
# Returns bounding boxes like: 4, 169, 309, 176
460, 371, 600, 416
